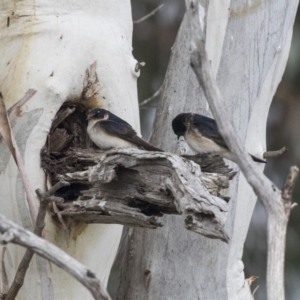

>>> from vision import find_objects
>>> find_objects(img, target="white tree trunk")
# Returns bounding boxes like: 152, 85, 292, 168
0, 1, 139, 299
118, 1, 298, 299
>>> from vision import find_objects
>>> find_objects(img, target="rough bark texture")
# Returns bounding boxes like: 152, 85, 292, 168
117, 0, 298, 299
42, 147, 235, 242
41, 105, 234, 242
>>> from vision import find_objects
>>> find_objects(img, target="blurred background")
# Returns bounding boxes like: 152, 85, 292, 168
108, 1, 300, 299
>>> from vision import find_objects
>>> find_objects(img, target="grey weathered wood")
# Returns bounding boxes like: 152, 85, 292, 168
185, 1, 299, 299
43, 148, 234, 242
0, 213, 111, 300
117, 0, 298, 298
4, 181, 68, 300
118, 17, 234, 300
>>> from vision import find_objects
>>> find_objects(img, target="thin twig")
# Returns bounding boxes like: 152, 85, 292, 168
263, 146, 288, 159
3, 181, 69, 300
7, 89, 37, 125
246, 275, 260, 296
185, 1, 299, 299
133, 4, 164, 24
253, 285, 260, 296
245, 275, 259, 287
139, 85, 163, 107
52, 202, 70, 246
0, 214, 111, 300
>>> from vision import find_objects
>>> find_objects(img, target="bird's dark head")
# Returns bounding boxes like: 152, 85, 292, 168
172, 113, 191, 139
87, 108, 109, 121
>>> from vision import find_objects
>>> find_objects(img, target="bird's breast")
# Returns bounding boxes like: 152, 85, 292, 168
185, 130, 223, 154
87, 122, 137, 149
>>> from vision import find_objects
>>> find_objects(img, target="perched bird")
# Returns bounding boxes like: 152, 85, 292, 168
87, 108, 162, 151
172, 113, 266, 163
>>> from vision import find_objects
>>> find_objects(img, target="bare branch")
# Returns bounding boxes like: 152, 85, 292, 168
0, 214, 111, 300
52, 202, 70, 246
133, 4, 164, 24
253, 285, 260, 296
135, 62, 146, 72
246, 275, 259, 287
281, 166, 299, 215
263, 146, 288, 159
185, 0, 278, 206
139, 85, 163, 107
1, 247, 9, 295
0, 93, 38, 224
7, 89, 37, 126
3, 180, 69, 300
185, 1, 299, 299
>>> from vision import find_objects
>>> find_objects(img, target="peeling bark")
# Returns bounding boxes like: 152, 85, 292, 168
42, 147, 235, 242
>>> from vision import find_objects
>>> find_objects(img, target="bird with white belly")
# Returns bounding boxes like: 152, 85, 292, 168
172, 113, 266, 163
87, 108, 162, 151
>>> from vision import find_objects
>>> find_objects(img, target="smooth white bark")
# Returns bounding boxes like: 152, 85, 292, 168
0, 1, 139, 299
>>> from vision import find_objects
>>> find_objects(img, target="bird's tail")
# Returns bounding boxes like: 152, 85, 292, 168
142, 142, 164, 152
133, 136, 164, 152
250, 154, 266, 163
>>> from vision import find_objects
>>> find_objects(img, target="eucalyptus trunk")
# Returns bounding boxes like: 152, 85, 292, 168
118, 1, 298, 299
0, 1, 139, 299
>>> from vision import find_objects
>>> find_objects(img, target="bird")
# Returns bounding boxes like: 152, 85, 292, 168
172, 113, 266, 163
87, 108, 162, 151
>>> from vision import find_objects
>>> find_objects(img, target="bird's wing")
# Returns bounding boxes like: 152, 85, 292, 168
99, 118, 162, 152
192, 114, 229, 149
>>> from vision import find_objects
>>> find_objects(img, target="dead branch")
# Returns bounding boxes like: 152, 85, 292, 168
281, 166, 299, 211
139, 84, 163, 107
6, 89, 37, 126
1, 247, 9, 296
42, 147, 234, 242
135, 62, 146, 72
0, 93, 38, 224
3, 181, 69, 300
0, 213, 111, 300
52, 202, 70, 246
263, 146, 288, 159
133, 4, 164, 24
185, 1, 299, 299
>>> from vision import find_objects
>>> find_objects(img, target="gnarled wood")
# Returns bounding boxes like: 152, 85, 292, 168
42, 148, 235, 242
